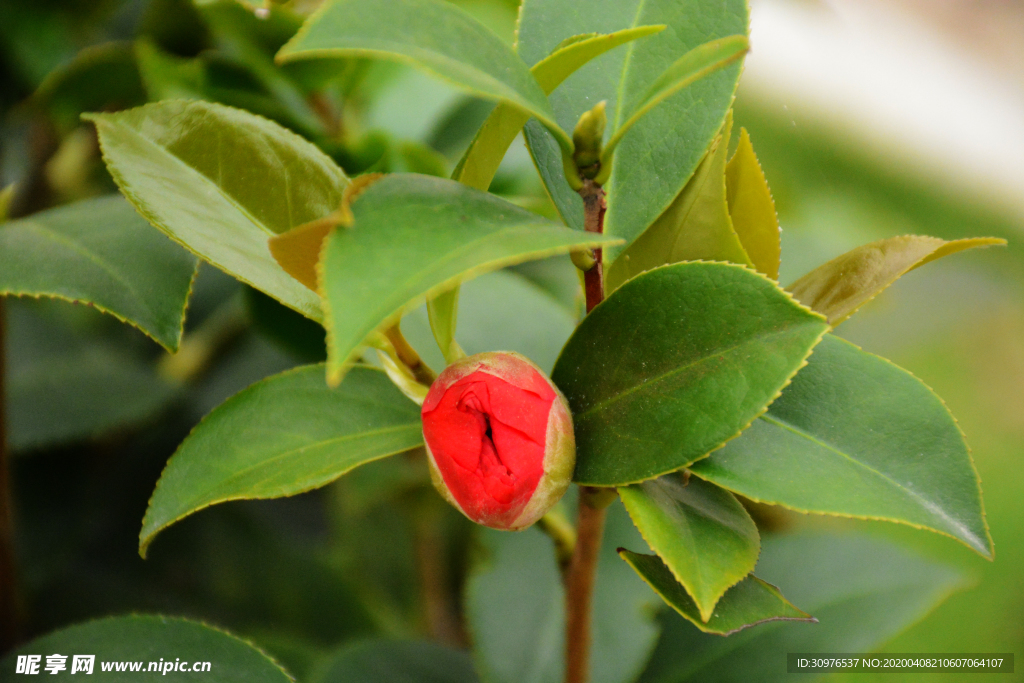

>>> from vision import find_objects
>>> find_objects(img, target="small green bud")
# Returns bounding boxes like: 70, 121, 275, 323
572, 101, 607, 180
570, 248, 597, 272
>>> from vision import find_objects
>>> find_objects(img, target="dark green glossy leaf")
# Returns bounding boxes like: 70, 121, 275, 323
518, 0, 747, 258
788, 235, 1005, 326
552, 262, 828, 486
311, 640, 478, 683
690, 334, 993, 557
278, 0, 571, 150
139, 365, 423, 556
455, 25, 663, 191
466, 502, 660, 683
0, 195, 197, 351
726, 128, 780, 280
605, 112, 750, 294
638, 534, 967, 683
0, 615, 292, 682
87, 100, 349, 322
619, 551, 811, 636
319, 174, 619, 384
6, 299, 177, 452
619, 475, 759, 621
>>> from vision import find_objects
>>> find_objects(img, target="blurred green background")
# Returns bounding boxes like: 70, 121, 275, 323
0, 0, 1020, 681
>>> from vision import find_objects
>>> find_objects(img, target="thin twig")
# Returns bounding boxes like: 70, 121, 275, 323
565, 179, 610, 683
579, 180, 606, 313
0, 299, 20, 650
565, 488, 608, 683
413, 498, 466, 647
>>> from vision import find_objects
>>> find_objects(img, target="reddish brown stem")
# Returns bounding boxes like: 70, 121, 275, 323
413, 500, 466, 647
565, 179, 610, 683
385, 324, 436, 386
565, 489, 608, 683
0, 299, 20, 650
579, 180, 607, 314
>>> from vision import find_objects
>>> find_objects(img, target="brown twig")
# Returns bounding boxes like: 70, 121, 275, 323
565, 488, 609, 683
385, 324, 437, 386
0, 299, 21, 650
579, 180, 606, 313
413, 496, 466, 647
565, 179, 610, 683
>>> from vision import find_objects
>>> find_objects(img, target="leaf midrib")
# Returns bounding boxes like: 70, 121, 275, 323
184, 422, 422, 500
612, 0, 649, 130
756, 412, 975, 542
13, 221, 157, 322
108, 116, 280, 238
575, 324, 810, 421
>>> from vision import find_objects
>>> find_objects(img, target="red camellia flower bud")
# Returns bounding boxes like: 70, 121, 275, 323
421, 352, 575, 530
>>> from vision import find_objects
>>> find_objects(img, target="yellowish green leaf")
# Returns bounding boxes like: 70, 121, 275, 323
605, 112, 750, 294
726, 128, 780, 280
788, 235, 1006, 325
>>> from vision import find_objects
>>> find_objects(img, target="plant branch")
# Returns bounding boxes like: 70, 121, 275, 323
565, 488, 609, 683
413, 495, 466, 647
579, 180, 606, 313
385, 324, 437, 386
565, 179, 610, 683
0, 299, 20, 651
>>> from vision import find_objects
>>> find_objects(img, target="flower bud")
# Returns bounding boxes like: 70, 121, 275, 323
421, 352, 575, 530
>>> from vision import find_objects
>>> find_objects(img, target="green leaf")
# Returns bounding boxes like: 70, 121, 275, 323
605, 111, 750, 294
311, 640, 478, 683
0, 195, 197, 351
0, 615, 293, 682
552, 262, 828, 486
139, 365, 423, 556
6, 299, 178, 452
726, 128, 780, 280
319, 173, 620, 385
86, 100, 349, 322
619, 475, 759, 622
455, 25, 664, 191
690, 334, 993, 557
788, 235, 1006, 326
277, 0, 572, 151
466, 502, 660, 683
518, 0, 748, 258
637, 534, 967, 683
601, 36, 749, 164
619, 551, 811, 636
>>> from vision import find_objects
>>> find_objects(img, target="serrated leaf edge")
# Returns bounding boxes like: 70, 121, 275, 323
138, 364, 421, 557
568, 260, 829, 487
690, 336, 994, 559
